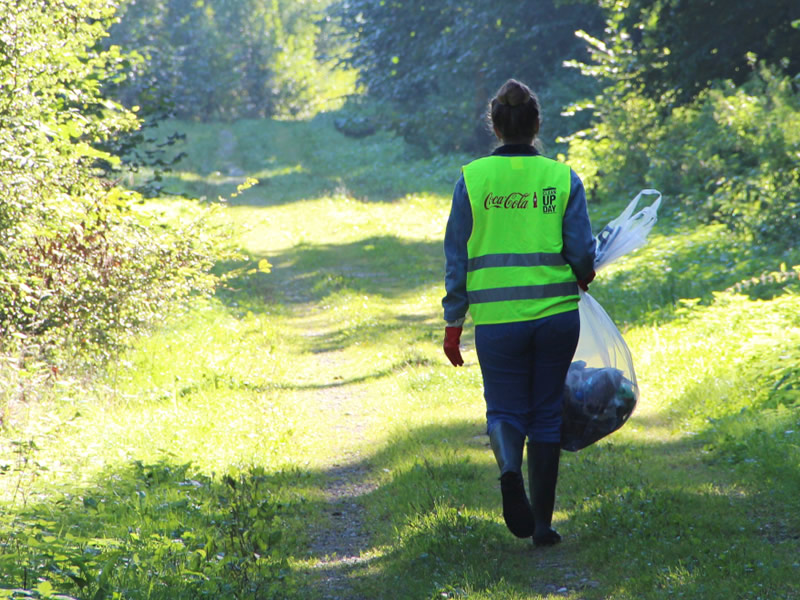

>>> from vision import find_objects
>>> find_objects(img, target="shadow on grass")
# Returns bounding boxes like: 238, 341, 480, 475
2, 404, 798, 599
215, 234, 444, 309
157, 169, 336, 207
332, 415, 800, 599
300, 318, 435, 357
235, 355, 434, 393
214, 227, 800, 340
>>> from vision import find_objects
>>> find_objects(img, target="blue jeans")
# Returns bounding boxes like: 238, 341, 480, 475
475, 309, 580, 443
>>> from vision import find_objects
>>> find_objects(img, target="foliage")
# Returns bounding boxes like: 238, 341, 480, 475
566, 64, 800, 244
107, 0, 357, 121
562, 91, 662, 202
0, 463, 296, 599
329, 0, 603, 153
563, 0, 800, 245
586, 0, 800, 103
653, 66, 800, 241
1, 116, 800, 598
0, 0, 228, 369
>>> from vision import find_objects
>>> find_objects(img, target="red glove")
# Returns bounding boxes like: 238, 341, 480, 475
443, 326, 464, 366
578, 269, 596, 292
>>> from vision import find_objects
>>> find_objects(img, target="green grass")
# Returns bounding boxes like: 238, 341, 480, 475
1, 116, 799, 599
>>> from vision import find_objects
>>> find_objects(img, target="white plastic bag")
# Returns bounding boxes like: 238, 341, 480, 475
561, 189, 662, 451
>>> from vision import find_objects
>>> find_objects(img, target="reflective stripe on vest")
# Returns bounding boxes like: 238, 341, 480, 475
467, 281, 578, 305
468, 252, 567, 272
463, 155, 578, 325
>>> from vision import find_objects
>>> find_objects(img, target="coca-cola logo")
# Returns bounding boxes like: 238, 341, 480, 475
483, 192, 530, 210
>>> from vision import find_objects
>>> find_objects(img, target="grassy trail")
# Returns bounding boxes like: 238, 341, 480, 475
249, 191, 588, 600
1, 117, 798, 599
273, 294, 383, 598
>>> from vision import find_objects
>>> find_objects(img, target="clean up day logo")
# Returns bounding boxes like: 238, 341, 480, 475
542, 187, 557, 214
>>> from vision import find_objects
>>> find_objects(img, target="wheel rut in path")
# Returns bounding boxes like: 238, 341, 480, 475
291, 313, 379, 599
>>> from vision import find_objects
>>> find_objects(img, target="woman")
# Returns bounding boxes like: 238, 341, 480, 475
441, 78, 595, 546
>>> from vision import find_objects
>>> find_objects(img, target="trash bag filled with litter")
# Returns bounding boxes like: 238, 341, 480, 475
561, 189, 661, 452
562, 361, 636, 451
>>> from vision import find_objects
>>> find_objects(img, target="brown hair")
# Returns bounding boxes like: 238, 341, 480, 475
489, 79, 541, 144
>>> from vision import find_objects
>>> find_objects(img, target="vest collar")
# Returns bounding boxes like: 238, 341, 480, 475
492, 144, 539, 157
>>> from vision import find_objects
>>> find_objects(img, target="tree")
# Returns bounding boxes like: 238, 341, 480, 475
330, 0, 604, 153
563, 0, 800, 244
615, 0, 800, 102
107, 0, 356, 120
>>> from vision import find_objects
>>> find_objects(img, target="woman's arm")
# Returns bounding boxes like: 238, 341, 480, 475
562, 169, 596, 281
442, 175, 472, 325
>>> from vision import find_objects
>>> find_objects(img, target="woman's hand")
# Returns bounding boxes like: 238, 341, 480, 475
443, 326, 464, 366
578, 269, 596, 292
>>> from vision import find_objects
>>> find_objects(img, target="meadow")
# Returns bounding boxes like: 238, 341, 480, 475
0, 115, 798, 599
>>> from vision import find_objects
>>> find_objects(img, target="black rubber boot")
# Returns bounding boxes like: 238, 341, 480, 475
528, 441, 562, 547
489, 422, 535, 538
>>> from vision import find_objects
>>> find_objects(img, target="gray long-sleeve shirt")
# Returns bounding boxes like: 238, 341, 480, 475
442, 144, 596, 324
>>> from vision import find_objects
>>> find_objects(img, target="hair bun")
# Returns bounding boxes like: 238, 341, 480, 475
489, 78, 541, 143
496, 80, 531, 107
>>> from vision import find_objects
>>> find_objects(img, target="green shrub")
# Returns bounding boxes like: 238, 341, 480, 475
566, 67, 800, 245
0, 1, 229, 368
0, 463, 296, 599
561, 92, 662, 203
653, 66, 800, 242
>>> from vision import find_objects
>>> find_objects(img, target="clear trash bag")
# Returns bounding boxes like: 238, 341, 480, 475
561, 189, 662, 452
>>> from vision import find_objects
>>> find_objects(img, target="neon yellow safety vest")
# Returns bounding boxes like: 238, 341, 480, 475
462, 155, 579, 325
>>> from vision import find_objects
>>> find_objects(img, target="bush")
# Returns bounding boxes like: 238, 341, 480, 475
653, 66, 800, 242
0, 463, 296, 599
0, 1, 229, 368
561, 92, 662, 203
565, 66, 800, 245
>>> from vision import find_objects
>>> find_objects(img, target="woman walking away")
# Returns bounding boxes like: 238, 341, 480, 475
441, 78, 596, 547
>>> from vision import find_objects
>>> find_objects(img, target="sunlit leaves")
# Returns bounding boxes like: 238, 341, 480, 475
563, 1, 800, 245
0, 463, 296, 598
0, 1, 230, 367
107, 0, 356, 120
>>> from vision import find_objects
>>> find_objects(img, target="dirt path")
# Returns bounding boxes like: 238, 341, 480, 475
215, 127, 379, 596
285, 309, 380, 599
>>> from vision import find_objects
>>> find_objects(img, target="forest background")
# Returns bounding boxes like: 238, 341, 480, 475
0, 0, 799, 598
